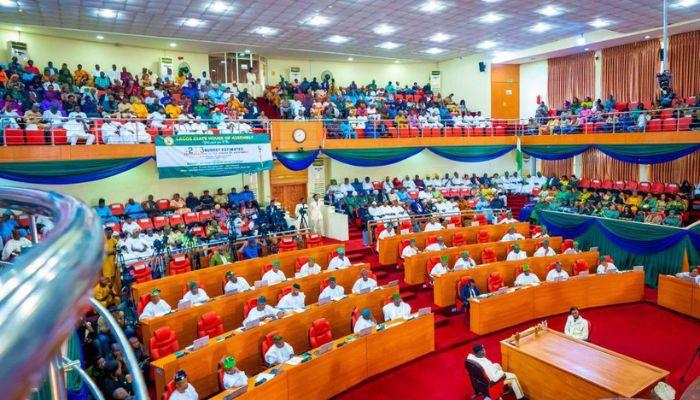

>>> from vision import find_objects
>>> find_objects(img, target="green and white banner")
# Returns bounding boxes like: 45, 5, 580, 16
154, 134, 273, 179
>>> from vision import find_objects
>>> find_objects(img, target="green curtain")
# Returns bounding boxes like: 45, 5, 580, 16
597, 143, 699, 158
31, 332, 85, 400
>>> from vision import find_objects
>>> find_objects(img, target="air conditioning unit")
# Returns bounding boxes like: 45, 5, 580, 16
289, 66, 301, 82
8, 41, 29, 63
159, 57, 174, 79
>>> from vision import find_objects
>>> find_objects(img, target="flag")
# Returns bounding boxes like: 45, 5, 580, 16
516, 136, 523, 174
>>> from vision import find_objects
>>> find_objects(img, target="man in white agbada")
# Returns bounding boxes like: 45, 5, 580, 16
320, 277, 345, 300
514, 264, 540, 286
564, 241, 582, 254
382, 293, 411, 321
533, 226, 550, 239
501, 226, 525, 242
354, 308, 378, 333
431, 256, 450, 277
676, 267, 700, 284
454, 251, 476, 270
264, 334, 295, 366
564, 306, 589, 341
376, 223, 396, 251
147, 108, 167, 129
244, 295, 283, 325
221, 356, 248, 390
425, 236, 447, 252
352, 269, 378, 293
401, 239, 420, 259
224, 270, 251, 293
497, 210, 519, 225
299, 256, 321, 276
596, 256, 620, 274
424, 217, 444, 232
328, 248, 352, 270
1, 229, 32, 261
124, 229, 153, 261
262, 261, 286, 285
121, 216, 140, 235
546, 261, 570, 282
534, 239, 557, 257
276, 283, 306, 310
101, 116, 123, 144
63, 116, 95, 145
191, 116, 209, 133
169, 370, 199, 400
308, 194, 324, 234
121, 115, 151, 143
467, 344, 525, 399
181, 281, 210, 306
402, 175, 416, 189
506, 243, 528, 261
139, 289, 172, 320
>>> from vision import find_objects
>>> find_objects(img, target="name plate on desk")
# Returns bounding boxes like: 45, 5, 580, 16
178, 300, 191, 310
244, 319, 260, 330
417, 307, 431, 316
578, 271, 589, 277
387, 280, 399, 287
318, 296, 331, 306
359, 287, 371, 294
192, 336, 209, 350
224, 287, 238, 295
446, 223, 456, 229
471, 221, 479, 227
497, 287, 508, 294
400, 229, 410, 235
254, 280, 268, 288
357, 327, 372, 337
223, 386, 247, 400
316, 342, 333, 355
632, 266, 644, 271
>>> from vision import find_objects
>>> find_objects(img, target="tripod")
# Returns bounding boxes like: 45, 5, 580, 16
298, 208, 308, 231
681, 345, 700, 381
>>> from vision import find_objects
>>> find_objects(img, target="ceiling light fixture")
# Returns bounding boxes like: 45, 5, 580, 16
0, 0, 17, 7
395, 60, 400, 63
537, 5, 564, 16
376, 41, 402, 50
418, 0, 448, 13
644, 34, 651, 39
97, 9, 118, 18
96, 35, 104, 40
584, 47, 590, 51
373, 24, 396, 35
589, 18, 611, 28
576, 34, 586, 45
476, 40, 498, 49
169, 42, 177, 47
671, 0, 698, 7
183, 18, 204, 27
209, 1, 230, 12
302, 14, 331, 27
424, 47, 446, 54
347, 57, 354, 61
478, 12, 504, 23
327, 35, 350, 44
252, 26, 279, 36
529, 22, 552, 33
430, 32, 453, 42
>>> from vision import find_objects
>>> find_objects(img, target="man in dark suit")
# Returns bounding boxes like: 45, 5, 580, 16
459, 279, 480, 312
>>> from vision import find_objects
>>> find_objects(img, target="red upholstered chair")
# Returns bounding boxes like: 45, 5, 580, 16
4, 128, 24, 144
152, 215, 169, 230
244, 298, 258, 318
217, 361, 225, 391
198, 209, 212, 222
374, 224, 386, 240
261, 263, 274, 276
397, 240, 411, 269
602, 179, 613, 190
679, 116, 692, 131
561, 239, 574, 253
104, 221, 121, 234
625, 181, 638, 191
487, 272, 504, 292
25, 129, 45, 144
514, 265, 524, 276
149, 326, 179, 361
277, 286, 293, 302
546, 262, 558, 272
448, 215, 463, 227
399, 220, 412, 232
425, 236, 438, 246
162, 381, 176, 400
181, 282, 204, 296
530, 225, 542, 237
261, 330, 280, 366
109, 203, 125, 217
350, 307, 361, 330
169, 214, 184, 227
130, 261, 152, 283
465, 358, 505, 400
279, 237, 297, 252
295, 256, 310, 273
455, 276, 473, 311
578, 178, 591, 188
319, 278, 331, 293
613, 180, 625, 191
408, 190, 419, 199
481, 248, 496, 264
449, 189, 460, 198
190, 226, 206, 238
309, 318, 333, 348
157, 199, 171, 211
440, 189, 449, 197
573, 259, 590, 276
477, 230, 490, 244
168, 254, 192, 275
604, 255, 614, 264
666, 183, 679, 194
327, 249, 340, 265
647, 118, 662, 132
306, 233, 323, 248
650, 182, 666, 194
637, 181, 651, 192
197, 311, 224, 338
183, 212, 199, 225
474, 214, 487, 225
662, 118, 678, 131
590, 179, 602, 189
137, 293, 151, 316
452, 232, 466, 247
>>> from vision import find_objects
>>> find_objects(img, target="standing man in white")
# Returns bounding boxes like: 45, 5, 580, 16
308, 193, 324, 234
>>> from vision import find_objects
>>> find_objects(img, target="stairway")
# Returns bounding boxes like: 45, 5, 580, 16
255, 97, 281, 119
506, 194, 531, 217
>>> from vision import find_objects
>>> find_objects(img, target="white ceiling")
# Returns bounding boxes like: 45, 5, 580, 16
1, 0, 699, 61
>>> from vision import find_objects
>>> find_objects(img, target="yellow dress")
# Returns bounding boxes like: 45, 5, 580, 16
131, 102, 148, 119
102, 237, 118, 279
165, 104, 182, 119
93, 283, 119, 307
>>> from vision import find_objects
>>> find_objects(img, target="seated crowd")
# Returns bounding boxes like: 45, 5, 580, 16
0, 57, 266, 145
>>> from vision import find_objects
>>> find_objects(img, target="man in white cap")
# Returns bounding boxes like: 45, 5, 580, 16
376, 222, 395, 251
498, 210, 519, 224
264, 334, 295, 366
454, 251, 476, 270
243, 295, 283, 325
507, 243, 528, 261
181, 281, 210, 306
501, 225, 525, 242
514, 264, 540, 286
101, 115, 123, 144
191, 115, 209, 133
224, 270, 251, 293
328, 248, 352, 270
424, 217, 444, 232
122, 115, 150, 143
221, 356, 248, 390
401, 239, 421, 259
170, 370, 199, 400
425, 236, 447, 252
382, 293, 411, 321
430, 256, 450, 277
564, 306, 589, 341
139, 288, 172, 320
63, 115, 95, 145
354, 308, 378, 333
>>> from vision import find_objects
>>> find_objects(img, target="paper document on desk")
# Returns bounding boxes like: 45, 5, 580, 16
286, 356, 304, 366
255, 373, 275, 383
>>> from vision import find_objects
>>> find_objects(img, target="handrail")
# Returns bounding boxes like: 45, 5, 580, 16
61, 356, 105, 400
0, 188, 103, 400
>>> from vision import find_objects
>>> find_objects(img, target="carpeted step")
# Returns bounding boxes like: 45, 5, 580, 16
399, 290, 416, 302
374, 270, 389, 280
434, 313, 449, 327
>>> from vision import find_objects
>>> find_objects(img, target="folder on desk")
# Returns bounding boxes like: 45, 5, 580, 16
316, 342, 333, 355
356, 327, 372, 337
177, 300, 191, 310
417, 307, 431, 316
223, 385, 247, 400
192, 336, 209, 351
318, 296, 331, 306
254, 280, 268, 288
244, 319, 260, 330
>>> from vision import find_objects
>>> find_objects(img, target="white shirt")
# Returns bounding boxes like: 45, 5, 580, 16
466, 354, 504, 382
501, 233, 525, 242
564, 248, 581, 254
1, 237, 31, 260
264, 342, 294, 365
352, 278, 378, 294
169, 384, 199, 400
430, 263, 449, 276
424, 243, 447, 252
224, 277, 251, 293
262, 269, 286, 285
320, 284, 345, 300
378, 229, 396, 240
506, 250, 527, 261
401, 246, 419, 259
222, 370, 248, 390
514, 272, 540, 286
498, 217, 519, 224
276, 292, 306, 310
597, 263, 619, 274
424, 222, 444, 232
534, 247, 556, 257
107, 69, 121, 82
139, 299, 172, 320
299, 263, 321, 276
122, 221, 141, 235
382, 301, 411, 321
676, 272, 700, 284
328, 256, 351, 270
244, 304, 279, 325
546, 269, 569, 282
454, 257, 476, 270
353, 317, 377, 333
564, 315, 589, 340
181, 289, 210, 306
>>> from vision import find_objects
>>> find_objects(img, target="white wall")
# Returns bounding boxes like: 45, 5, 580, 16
267, 58, 438, 87
327, 150, 517, 182
519, 60, 548, 119
438, 54, 491, 116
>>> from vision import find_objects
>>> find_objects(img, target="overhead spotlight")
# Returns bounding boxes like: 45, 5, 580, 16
537, 5, 564, 16
430, 32, 453, 42
376, 41, 402, 50
589, 18, 611, 28
169, 42, 177, 47
96, 35, 104, 40
424, 47, 446, 54
327, 35, 350, 44
477, 40, 498, 49
97, 9, 118, 18
302, 14, 331, 26
0, 0, 17, 7
418, 0, 448, 13
183, 18, 204, 27
478, 12, 504, 23
347, 57, 354, 61
209, 1, 230, 12
252, 26, 279, 36
529, 22, 552, 33
373, 24, 396, 35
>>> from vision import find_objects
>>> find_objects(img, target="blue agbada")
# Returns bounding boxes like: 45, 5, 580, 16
242, 243, 260, 259
124, 202, 147, 219
95, 205, 118, 223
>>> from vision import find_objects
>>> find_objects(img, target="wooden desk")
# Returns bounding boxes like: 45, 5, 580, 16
141, 263, 366, 350
378, 222, 530, 266
132, 244, 343, 306
211, 314, 435, 400
151, 285, 399, 400
658, 274, 700, 318
404, 236, 564, 285
433, 251, 599, 307
501, 328, 668, 399
470, 270, 644, 335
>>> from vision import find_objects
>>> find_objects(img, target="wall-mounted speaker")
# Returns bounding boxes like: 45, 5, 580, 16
478, 61, 486, 72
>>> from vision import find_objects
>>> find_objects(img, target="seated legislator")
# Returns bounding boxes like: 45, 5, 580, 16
181, 282, 210, 306
424, 217, 445, 232
265, 334, 295, 366
506, 243, 527, 261
328, 247, 352, 270
401, 239, 421, 259
320, 277, 345, 300
241, 237, 261, 259
564, 240, 581, 254
501, 225, 524, 242
564, 306, 589, 341
299, 256, 322, 276
676, 267, 700, 284
170, 369, 199, 400
459, 279, 480, 311
454, 251, 476, 270
497, 210, 519, 224
352, 269, 378, 293
546, 262, 569, 282
431, 256, 450, 277
467, 344, 525, 400
243, 296, 283, 325
354, 308, 378, 332
382, 293, 411, 321
596, 256, 620, 274
139, 289, 172, 320
532, 225, 550, 239
224, 270, 252, 294
514, 264, 540, 286
376, 223, 396, 251
276, 283, 306, 310
221, 356, 248, 390
262, 260, 286, 285
425, 236, 447, 252
533, 239, 557, 257
209, 247, 229, 267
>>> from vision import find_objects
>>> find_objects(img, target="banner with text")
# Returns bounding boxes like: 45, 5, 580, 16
155, 134, 273, 179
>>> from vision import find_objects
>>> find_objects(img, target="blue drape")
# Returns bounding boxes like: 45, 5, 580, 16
0, 157, 154, 184
522, 145, 592, 160
428, 145, 515, 162
322, 147, 425, 167
274, 150, 320, 171
596, 144, 700, 164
